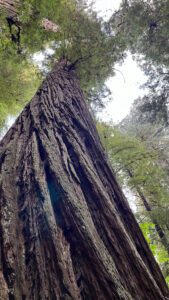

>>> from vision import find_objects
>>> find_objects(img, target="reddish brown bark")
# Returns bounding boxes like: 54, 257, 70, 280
0, 59, 168, 299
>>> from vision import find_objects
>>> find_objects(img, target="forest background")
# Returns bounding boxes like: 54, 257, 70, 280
0, 0, 169, 286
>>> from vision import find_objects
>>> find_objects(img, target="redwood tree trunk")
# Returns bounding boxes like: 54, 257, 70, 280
0, 59, 168, 300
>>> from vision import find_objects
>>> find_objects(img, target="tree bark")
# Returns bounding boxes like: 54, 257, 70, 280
0, 59, 168, 300
0, 0, 17, 20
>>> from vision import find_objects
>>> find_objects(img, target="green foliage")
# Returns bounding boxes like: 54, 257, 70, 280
140, 222, 155, 245
140, 221, 169, 285
0, 0, 125, 111
111, 0, 169, 67
0, 53, 41, 131
17, 0, 70, 52
97, 120, 169, 281
166, 276, 169, 285
0, 17, 14, 52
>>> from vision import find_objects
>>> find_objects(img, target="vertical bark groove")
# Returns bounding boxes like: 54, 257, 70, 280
0, 59, 168, 299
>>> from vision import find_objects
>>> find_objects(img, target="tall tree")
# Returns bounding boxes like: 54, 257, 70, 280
0, 1, 169, 299
0, 58, 169, 300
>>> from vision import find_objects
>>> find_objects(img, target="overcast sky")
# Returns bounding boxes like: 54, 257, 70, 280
97, 53, 148, 123
94, 0, 148, 123
95, 0, 121, 17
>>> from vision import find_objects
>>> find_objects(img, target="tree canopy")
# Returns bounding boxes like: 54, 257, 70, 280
110, 0, 169, 67
0, 0, 127, 129
109, 0, 169, 125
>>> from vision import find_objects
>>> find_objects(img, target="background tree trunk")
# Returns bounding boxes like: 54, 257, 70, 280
126, 168, 169, 256
0, 59, 168, 300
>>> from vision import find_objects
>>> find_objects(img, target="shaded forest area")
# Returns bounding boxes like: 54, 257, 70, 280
0, 0, 169, 298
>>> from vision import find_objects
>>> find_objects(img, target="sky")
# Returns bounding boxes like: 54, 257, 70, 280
93, 0, 122, 18
97, 53, 148, 123
93, 0, 148, 123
